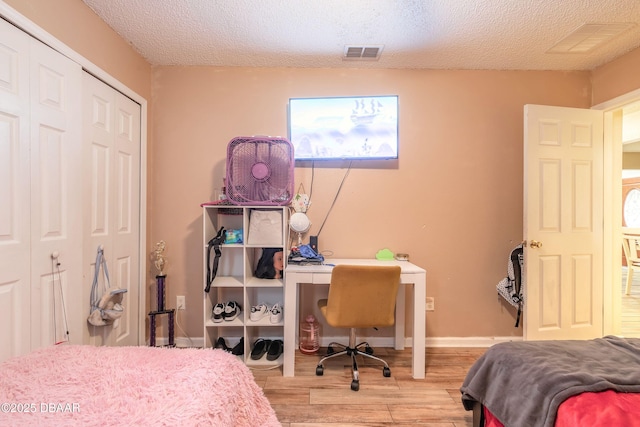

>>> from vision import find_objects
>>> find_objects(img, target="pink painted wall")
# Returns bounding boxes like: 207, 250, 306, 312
152, 66, 591, 338
592, 47, 640, 105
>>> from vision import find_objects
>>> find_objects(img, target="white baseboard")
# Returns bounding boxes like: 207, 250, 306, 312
148, 336, 205, 348
151, 335, 522, 349
424, 336, 523, 347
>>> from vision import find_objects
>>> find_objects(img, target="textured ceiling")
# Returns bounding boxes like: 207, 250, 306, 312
82, 0, 640, 71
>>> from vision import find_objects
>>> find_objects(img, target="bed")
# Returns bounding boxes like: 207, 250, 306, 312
0, 345, 281, 426
460, 336, 640, 427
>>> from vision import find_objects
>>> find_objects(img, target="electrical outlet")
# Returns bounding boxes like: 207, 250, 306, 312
176, 295, 186, 310
425, 297, 435, 311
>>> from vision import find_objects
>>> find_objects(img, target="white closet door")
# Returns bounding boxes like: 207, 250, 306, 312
83, 73, 141, 346
0, 18, 31, 361
29, 35, 83, 350
0, 18, 83, 360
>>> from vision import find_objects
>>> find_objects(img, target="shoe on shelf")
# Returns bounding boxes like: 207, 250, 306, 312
266, 339, 284, 361
211, 303, 225, 323
214, 337, 229, 351
250, 338, 272, 360
223, 301, 241, 321
270, 303, 283, 324
250, 303, 270, 321
231, 337, 244, 356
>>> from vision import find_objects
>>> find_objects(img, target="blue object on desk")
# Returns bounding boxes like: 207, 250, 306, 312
298, 244, 324, 261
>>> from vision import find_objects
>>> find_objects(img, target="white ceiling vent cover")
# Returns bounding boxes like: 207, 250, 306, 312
343, 45, 384, 61
547, 23, 636, 54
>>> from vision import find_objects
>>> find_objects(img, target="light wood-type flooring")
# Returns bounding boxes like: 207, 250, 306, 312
622, 266, 640, 338
248, 273, 639, 425
251, 347, 485, 426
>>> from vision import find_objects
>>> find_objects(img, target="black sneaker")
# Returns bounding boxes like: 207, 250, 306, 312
223, 301, 241, 321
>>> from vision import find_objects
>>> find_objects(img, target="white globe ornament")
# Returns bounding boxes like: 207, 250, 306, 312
289, 212, 311, 246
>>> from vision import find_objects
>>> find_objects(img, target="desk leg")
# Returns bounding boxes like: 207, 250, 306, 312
283, 275, 298, 377
413, 272, 426, 379
395, 285, 405, 350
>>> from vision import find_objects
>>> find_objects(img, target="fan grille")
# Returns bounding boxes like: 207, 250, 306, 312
226, 136, 294, 205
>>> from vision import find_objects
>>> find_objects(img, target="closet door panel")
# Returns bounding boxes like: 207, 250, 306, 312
90, 142, 110, 235
83, 73, 114, 345
29, 36, 82, 349
113, 94, 140, 346
83, 73, 140, 346
0, 18, 31, 360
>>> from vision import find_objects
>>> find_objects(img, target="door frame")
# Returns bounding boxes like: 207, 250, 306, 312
594, 87, 640, 336
0, 2, 148, 345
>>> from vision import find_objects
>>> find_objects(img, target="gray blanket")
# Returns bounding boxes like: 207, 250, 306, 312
460, 336, 640, 427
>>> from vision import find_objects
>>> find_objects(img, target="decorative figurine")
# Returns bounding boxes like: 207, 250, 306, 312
154, 240, 167, 311
154, 240, 167, 276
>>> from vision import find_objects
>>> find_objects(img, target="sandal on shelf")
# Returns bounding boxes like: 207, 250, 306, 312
266, 339, 284, 361
250, 338, 272, 360
231, 337, 244, 356
214, 337, 229, 351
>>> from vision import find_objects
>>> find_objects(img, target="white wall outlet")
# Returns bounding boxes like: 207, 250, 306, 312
177, 295, 186, 310
425, 297, 435, 311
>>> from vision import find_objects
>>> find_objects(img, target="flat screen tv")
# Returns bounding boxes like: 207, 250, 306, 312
288, 95, 399, 161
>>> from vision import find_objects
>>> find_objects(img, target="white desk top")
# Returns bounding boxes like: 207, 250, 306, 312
285, 258, 425, 274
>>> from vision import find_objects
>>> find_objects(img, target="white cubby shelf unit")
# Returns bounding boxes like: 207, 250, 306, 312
202, 204, 288, 367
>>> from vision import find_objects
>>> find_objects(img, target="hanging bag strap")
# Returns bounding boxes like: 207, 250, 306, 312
90, 246, 110, 312
205, 227, 226, 293
511, 246, 524, 327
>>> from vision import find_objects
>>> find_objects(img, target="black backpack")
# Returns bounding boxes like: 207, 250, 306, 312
497, 244, 524, 327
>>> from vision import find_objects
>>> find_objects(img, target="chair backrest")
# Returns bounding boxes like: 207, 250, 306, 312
622, 234, 640, 264
322, 265, 401, 329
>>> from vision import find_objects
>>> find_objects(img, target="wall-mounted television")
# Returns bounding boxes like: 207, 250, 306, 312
288, 95, 399, 161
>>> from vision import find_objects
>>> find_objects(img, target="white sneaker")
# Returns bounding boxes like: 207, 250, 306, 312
211, 303, 225, 323
250, 303, 270, 321
270, 303, 283, 324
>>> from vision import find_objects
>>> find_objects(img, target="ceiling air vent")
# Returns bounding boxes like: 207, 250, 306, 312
547, 23, 636, 53
343, 45, 384, 61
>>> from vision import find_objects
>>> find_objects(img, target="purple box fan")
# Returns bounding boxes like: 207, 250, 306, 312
225, 136, 295, 206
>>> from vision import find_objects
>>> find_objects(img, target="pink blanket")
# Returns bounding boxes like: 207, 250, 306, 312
0, 345, 281, 426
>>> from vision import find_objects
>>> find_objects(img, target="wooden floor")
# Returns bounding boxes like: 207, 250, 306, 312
246, 273, 639, 425
252, 347, 486, 426
622, 267, 640, 338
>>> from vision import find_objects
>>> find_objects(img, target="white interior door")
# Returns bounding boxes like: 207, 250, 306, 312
524, 104, 604, 340
83, 73, 141, 346
0, 18, 31, 361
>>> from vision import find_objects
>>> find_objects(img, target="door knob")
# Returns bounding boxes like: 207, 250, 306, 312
529, 240, 542, 248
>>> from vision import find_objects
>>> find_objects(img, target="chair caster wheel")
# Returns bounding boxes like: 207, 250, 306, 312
327, 346, 335, 355
365, 345, 374, 355
383, 367, 391, 377
316, 365, 324, 376
351, 380, 359, 391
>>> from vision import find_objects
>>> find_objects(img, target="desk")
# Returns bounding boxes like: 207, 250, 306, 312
284, 259, 426, 379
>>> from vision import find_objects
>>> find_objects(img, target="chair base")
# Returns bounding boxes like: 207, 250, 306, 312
315, 328, 391, 391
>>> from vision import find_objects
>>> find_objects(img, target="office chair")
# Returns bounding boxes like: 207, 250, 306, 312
315, 264, 401, 391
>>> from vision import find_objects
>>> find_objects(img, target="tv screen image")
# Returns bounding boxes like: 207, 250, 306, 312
288, 95, 399, 161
